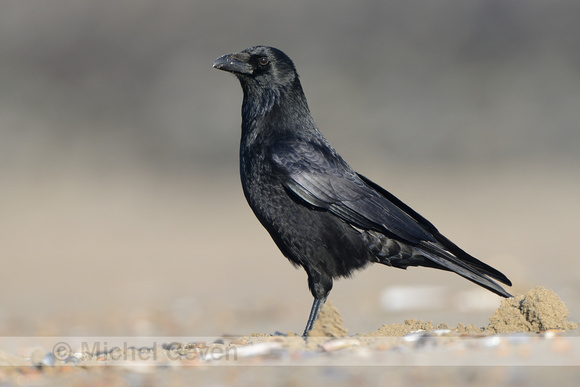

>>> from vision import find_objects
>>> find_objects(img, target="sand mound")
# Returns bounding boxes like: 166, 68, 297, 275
487, 286, 578, 333
309, 300, 349, 337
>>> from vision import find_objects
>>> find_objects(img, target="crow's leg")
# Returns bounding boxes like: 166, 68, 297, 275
302, 297, 327, 338
303, 268, 333, 338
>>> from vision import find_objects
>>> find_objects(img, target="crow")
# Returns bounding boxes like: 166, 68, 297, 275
212, 46, 512, 337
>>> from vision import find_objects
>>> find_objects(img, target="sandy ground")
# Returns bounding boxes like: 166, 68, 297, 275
0, 288, 579, 386
1, 162, 580, 385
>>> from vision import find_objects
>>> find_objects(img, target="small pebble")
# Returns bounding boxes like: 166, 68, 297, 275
402, 331, 426, 342
321, 338, 360, 352
233, 342, 282, 358
40, 353, 56, 367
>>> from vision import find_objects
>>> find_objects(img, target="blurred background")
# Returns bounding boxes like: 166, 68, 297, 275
1, 0, 579, 337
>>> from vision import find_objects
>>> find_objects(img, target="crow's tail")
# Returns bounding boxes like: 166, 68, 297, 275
418, 240, 512, 298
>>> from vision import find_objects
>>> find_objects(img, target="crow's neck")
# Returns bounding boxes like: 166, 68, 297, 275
240, 81, 313, 145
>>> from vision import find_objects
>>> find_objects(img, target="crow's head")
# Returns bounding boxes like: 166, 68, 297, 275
213, 46, 298, 91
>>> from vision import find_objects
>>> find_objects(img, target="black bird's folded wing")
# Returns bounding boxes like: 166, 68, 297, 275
271, 140, 435, 244
271, 140, 512, 294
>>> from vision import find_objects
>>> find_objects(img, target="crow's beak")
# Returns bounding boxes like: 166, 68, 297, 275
212, 53, 253, 75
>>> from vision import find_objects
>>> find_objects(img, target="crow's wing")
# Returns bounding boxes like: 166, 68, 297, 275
271, 140, 436, 244
271, 140, 512, 292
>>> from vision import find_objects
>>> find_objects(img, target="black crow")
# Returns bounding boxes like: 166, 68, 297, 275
212, 46, 512, 337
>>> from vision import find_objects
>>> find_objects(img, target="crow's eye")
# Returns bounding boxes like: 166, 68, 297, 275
258, 57, 269, 66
